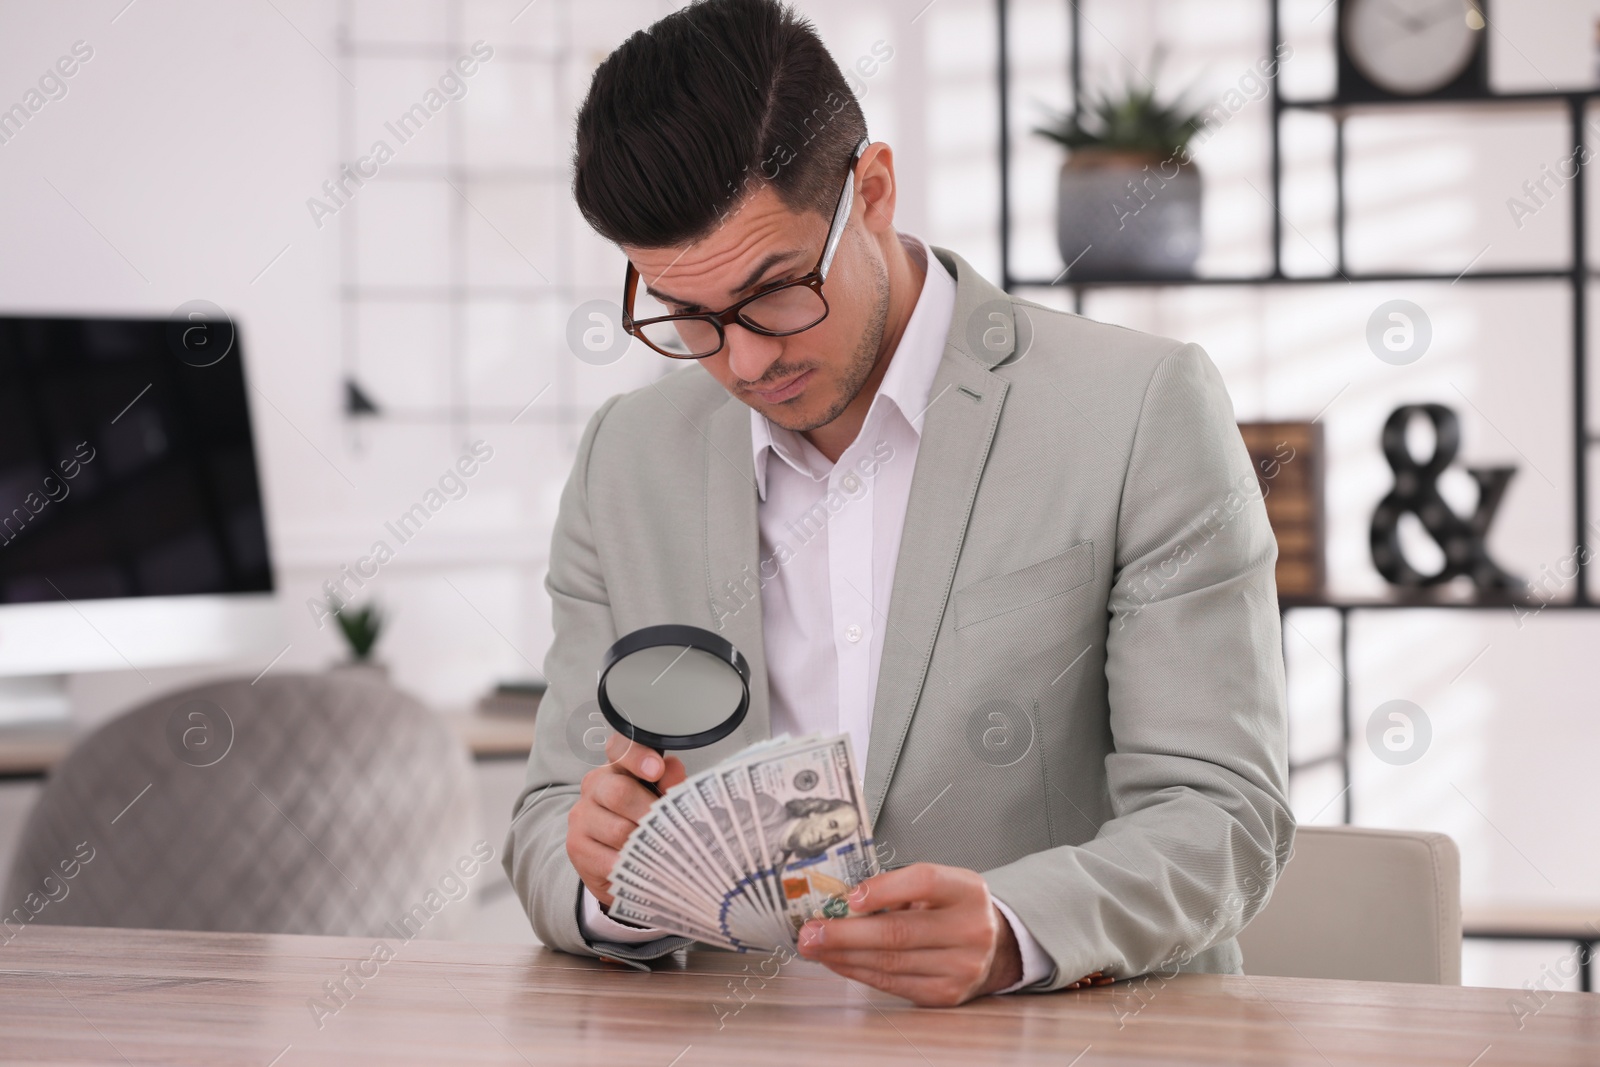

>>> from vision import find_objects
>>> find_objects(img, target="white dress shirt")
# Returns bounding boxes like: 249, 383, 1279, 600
580, 234, 1053, 993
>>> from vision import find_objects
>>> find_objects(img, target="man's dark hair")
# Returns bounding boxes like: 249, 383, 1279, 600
573, 0, 868, 249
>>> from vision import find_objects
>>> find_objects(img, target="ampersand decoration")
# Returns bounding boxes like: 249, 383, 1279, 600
1369, 404, 1523, 591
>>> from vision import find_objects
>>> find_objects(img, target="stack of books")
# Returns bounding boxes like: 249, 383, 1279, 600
477, 679, 545, 717
1238, 421, 1324, 600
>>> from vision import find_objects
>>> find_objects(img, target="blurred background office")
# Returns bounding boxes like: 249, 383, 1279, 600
0, 0, 1596, 993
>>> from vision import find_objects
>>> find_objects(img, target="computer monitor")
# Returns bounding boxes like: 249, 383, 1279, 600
0, 313, 283, 722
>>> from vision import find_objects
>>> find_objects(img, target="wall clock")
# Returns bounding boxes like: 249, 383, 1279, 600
1338, 0, 1488, 100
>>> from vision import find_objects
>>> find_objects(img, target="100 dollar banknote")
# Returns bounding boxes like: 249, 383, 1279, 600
610, 732, 880, 951
739, 734, 879, 937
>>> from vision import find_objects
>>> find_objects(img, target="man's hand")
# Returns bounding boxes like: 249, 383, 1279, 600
565, 732, 686, 910
794, 862, 1023, 1007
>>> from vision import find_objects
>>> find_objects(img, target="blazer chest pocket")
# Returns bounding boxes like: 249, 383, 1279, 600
953, 541, 1095, 631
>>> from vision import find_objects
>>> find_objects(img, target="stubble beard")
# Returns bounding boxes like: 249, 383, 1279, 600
764, 240, 890, 435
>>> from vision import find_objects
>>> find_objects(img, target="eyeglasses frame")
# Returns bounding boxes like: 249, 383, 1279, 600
621, 137, 871, 360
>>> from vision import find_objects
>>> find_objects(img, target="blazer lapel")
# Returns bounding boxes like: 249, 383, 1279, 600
863, 248, 1016, 824
693, 248, 1019, 810
701, 395, 771, 748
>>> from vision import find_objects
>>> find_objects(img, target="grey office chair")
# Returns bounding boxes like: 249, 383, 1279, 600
1239, 825, 1462, 984
3, 672, 482, 939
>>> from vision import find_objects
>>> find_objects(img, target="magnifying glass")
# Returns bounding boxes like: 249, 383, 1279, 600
597, 624, 752, 753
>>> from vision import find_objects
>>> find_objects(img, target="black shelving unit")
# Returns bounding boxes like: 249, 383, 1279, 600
994, 0, 1600, 828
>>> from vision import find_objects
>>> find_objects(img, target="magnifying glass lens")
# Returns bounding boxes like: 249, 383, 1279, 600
597, 625, 752, 751
604, 646, 744, 736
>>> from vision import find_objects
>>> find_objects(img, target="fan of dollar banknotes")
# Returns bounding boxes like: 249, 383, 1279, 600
608, 733, 880, 951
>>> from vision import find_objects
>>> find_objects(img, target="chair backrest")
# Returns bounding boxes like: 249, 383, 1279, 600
2, 672, 482, 940
1239, 825, 1461, 984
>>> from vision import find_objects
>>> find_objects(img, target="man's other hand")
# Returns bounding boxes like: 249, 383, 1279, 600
795, 862, 1024, 1007
565, 731, 686, 909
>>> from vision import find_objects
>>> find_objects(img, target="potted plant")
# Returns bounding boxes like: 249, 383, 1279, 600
327, 595, 389, 681
1035, 60, 1207, 278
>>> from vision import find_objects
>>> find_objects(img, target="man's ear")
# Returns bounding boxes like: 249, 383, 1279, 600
855, 142, 897, 234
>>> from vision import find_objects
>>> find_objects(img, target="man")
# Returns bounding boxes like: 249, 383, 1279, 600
505, 0, 1293, 1007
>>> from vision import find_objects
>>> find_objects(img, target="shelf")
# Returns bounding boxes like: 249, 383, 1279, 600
1281, 88, 1600, 112
1287, 752, 1342, 774
997, 0, 1600, 830
1279, 592, 1595, 612
1462, 904, 1600, 941
1010, 268, 1577, 288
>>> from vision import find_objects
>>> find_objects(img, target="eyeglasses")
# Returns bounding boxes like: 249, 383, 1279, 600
622, 138, 870, 360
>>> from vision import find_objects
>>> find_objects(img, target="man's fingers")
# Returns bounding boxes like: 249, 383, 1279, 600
844, 863, 969, 914
568, 835, 617, 880
805, 946, 975, 978
566, 834, 620, 904
798, 910, 973, 955
586, 768, 657, 824
581, 804, 639, 852
659, 755, 688, 792
603, 731, 665, 782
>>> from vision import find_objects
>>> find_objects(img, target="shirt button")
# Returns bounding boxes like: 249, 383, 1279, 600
845, 624, 863, 643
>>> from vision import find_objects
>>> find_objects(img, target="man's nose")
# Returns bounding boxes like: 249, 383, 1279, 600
723, 323, 782, 384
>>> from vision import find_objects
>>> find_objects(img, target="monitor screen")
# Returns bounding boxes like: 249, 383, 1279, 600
0, 315, 274, 605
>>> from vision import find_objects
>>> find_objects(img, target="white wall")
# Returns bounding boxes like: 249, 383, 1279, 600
1, 0, 1596, 989
0, 0, 961, 717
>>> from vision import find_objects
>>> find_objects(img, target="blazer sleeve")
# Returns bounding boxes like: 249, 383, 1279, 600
980, 341, 1296, 990
501, 395, 690, 962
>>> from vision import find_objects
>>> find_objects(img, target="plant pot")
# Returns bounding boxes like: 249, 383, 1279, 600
328, 659, 389, 684
1056, 148, 1202, 279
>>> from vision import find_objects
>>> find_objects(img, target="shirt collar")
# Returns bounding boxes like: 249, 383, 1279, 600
750, 233, 954, 499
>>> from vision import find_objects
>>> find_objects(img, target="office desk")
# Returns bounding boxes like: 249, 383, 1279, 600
3, 926, 1596, 1065
1465, 904, 1600, 993
0, 710, 535, 780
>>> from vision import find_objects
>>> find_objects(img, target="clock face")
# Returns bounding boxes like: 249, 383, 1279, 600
1342, 0, 1484, 96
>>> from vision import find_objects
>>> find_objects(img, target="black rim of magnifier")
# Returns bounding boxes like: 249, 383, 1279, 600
596, 624, 752, 750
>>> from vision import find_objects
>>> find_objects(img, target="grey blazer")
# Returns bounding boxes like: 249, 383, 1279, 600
504, 246, 1295, 989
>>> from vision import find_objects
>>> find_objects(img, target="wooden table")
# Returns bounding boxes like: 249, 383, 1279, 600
0, 710, 535, 781
0, 721, 75, 779
2, 926, 1597, 1065
1465, 904, 1600, 993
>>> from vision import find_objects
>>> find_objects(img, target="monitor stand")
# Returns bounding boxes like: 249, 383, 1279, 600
0, 675, 71, 724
